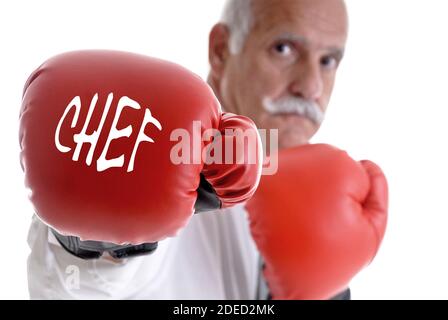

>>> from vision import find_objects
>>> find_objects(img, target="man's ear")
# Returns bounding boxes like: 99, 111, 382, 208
209, 23, 231, 80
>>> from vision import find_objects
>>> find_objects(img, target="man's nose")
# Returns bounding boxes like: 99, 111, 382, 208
289, 61, 323, 101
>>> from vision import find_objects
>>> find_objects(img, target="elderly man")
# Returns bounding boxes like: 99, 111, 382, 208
26, 0, 351, 299
207, 0, 351, 300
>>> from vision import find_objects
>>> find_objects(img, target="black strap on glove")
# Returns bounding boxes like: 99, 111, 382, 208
51, 229, 158, 260
194, 173, 221, 213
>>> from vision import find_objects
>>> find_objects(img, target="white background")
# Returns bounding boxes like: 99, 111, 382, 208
0, 0, 447, 299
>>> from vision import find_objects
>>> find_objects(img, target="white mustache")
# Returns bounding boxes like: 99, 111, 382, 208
262, 96, 324, 125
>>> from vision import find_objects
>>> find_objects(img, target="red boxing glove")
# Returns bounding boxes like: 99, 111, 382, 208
246, 144, 388, 300
20, 50, 262, 245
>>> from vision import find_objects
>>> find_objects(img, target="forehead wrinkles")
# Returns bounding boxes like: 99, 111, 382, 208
250, 0, 348, 42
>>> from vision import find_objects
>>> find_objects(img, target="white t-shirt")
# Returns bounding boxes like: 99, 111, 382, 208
27, 204, 260, 299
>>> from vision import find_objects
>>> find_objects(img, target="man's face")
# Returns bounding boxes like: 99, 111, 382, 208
217, 0, 348, 148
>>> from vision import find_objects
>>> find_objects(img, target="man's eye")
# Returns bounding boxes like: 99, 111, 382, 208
321, 56, 338, 70
273, 42, 294, 56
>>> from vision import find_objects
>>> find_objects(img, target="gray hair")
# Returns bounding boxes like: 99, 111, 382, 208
220, 0, 254, 54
